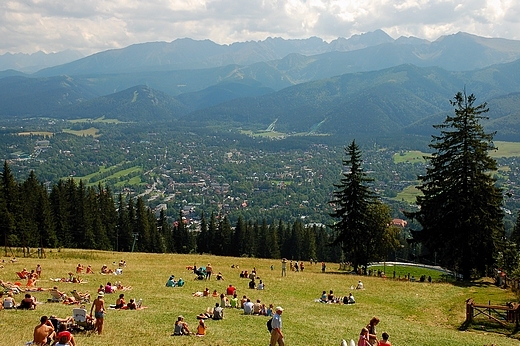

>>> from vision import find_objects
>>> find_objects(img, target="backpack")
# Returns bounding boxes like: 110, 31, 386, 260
266, 318, 273, 333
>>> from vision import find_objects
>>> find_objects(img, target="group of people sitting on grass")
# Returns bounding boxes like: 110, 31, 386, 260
165, 275, 185, 287
1, 291, 38, 310
319, 290, 356, 304
112, 293, 139, 310
33, 315, 78, 346
76, 263, 94, 274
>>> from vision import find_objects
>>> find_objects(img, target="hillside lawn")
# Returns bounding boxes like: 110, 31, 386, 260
1, 250, 518, 346
63, 127, 101, 138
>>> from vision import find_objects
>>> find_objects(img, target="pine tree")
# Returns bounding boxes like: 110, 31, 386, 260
329, 140, 379, 271
511, 211, 520, 250
410, 91, 504, 279
231, 215, 245, 257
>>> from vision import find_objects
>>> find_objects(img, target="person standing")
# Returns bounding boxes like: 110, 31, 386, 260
35, 264, 42, 278
270, 306, 284, 346
281, 258, 287, 277
366, 316, 380, 345
90, 292, 106, 334
205, 263, 213, 280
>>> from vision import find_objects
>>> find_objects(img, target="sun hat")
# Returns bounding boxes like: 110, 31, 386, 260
98, 292, 104, 297
275, 306, 284, 311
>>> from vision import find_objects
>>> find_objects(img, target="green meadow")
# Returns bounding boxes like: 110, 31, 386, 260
63, 127, 101, 138
1, 250, 518, 346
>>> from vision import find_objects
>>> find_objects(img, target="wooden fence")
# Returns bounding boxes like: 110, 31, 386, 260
465, 298, 520, 327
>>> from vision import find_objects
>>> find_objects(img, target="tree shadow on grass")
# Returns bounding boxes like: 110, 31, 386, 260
451, 277, 496, 289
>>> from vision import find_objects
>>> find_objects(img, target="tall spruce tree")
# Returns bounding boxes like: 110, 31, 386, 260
410, 91, 504, 279
329, 140, 396, 271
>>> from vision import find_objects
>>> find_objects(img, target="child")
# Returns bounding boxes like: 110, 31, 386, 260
378, 332, 391, 345
196, 319, 206, 336
358, 327, 369, 346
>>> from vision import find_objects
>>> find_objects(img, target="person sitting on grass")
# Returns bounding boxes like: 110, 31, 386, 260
33, 315, 55, 346
212, 302, 224, 320
226, 284, 236, 295
86, 265, 94, 274
248, 278, 256, 289
320, 290, 328, 303
212, 289, 219, 297
3, 292, 17, 309
126, 298, 137, 310
216, 272, 224, 280
18, 293, 37, 310
266, 303, 274, 317
243, 298, 254, 315
196, 319, 206, 336
76, 264, 84, 274
257, 279, 265, 290
54, 323, 77, 346
253, 299, 262, 315
230, 293, 239, 309
202, 288, 210, 297
173, 315, 192, 335
104, 282, 114, 294
101, 264, 113, 274
378, 332, 391, 345
166, 276, 176, 287
220, 293, 230, 307
356, 280, 364, 290
115, 293, 126, 309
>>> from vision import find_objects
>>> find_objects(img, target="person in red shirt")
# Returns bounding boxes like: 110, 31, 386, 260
55, 323, 77, 346
226, 284, 236, 295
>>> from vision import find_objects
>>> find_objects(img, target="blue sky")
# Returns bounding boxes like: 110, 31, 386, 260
1, 0, 519, 55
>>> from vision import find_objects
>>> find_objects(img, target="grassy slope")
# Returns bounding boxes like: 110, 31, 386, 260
0, 250, 518, 346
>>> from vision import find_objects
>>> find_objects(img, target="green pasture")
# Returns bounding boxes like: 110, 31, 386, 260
1, 250, 518, 346
69, 163, 143, 187
63, 127, 101, 138
393, 151, 428, 164
68, 116, 125, 124
18, 131, 54, 137
491, 141, 520, 158
393, 185, 421, 204
393, 141, 520, 165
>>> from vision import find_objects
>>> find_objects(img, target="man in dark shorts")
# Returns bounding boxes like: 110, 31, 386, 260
90, 292, 106, 334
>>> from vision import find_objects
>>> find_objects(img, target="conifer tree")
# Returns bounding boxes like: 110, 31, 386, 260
116, 193, 132, 251
410, 91, 504, 279
1, 161, 20, 247
135, 197, 150, 251
511, 211, 520, 250
231, 215, 245, 257
196, 212, 209, 254
329, 140, 379, 271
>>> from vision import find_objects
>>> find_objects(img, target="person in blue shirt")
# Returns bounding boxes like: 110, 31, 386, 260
270, 306, 284, 346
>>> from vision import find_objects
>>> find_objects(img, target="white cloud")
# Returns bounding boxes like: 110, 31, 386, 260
0, 0, 519, 55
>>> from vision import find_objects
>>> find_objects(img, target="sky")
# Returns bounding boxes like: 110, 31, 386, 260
1, 0, 519, 56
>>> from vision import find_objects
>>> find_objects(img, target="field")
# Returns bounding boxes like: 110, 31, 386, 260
492, 141, 520, 158
1, 250, 518, 346
69, 163, 144, 187
62, 127, 101, 138
393, 185, 422, 203
393, 151, 428, 164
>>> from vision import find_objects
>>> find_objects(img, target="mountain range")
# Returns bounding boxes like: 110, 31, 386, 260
1, 30, 520, 141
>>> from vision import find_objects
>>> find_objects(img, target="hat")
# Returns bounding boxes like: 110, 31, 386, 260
178, 315, 184, 319
98, 292, 104, 297
275, 306, 284, 312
